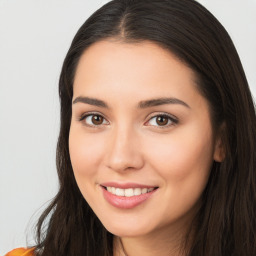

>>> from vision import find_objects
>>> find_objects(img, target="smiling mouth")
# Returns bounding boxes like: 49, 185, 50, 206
102, 186, 158, 197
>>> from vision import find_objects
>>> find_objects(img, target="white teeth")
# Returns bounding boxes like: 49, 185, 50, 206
115, 188, 125, 196
111, 187, 116, 194
142, 188, 147, 194
134, 188, 142, 196
105, 187, 155, 197
124, 188, 134, 197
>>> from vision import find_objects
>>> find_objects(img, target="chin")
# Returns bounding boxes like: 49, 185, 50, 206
101, 217, 157, 238
107, 226, 149, 238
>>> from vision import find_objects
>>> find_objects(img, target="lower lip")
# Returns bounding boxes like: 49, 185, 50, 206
101, 186, 158, 209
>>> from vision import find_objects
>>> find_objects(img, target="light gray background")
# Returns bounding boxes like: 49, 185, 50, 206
0, 0, 255, 254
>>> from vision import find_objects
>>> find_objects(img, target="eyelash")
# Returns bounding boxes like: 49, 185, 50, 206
78, 112, 178, 129
79, 112, 109, 127
145, 113, 178, 128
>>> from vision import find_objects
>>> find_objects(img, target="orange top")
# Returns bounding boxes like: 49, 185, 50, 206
5, 248, 35, 256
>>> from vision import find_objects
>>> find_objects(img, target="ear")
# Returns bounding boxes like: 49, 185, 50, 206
213, 123, 226, 162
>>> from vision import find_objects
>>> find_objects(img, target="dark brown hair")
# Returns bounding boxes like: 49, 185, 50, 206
34, 0, 256, 255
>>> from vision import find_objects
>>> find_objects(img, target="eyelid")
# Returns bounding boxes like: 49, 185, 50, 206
78, 112, 109, 127
145, 112, 178, 128
77, 111, 178, 129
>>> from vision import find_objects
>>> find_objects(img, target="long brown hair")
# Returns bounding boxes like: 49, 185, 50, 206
34, 0, 256, 255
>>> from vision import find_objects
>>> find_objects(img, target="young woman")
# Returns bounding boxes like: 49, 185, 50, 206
6, 0, 256, 255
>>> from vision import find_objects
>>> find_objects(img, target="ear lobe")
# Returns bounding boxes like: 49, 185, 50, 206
213, 124, 226, 162
214, 139, 225, 162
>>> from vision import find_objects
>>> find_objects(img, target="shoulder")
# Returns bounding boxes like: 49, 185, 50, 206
5, 248, 35, 256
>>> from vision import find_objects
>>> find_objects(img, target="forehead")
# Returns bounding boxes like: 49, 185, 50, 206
74, 41, 196, 85
74, 41, 205, 109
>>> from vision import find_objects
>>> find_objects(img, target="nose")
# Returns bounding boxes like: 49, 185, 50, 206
105, 125, 144, 172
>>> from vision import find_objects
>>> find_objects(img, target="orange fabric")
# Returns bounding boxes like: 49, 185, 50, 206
5, 248, 35, 256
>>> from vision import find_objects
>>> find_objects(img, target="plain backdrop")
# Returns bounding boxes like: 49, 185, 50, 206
0, 0, 255, 254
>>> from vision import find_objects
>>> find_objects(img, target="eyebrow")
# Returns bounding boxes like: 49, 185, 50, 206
72, 96, 190, 109
138, 97, 190, 109
73, 96, 108, 108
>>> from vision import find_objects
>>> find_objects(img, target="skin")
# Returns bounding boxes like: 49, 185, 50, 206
69, 40, 224, 256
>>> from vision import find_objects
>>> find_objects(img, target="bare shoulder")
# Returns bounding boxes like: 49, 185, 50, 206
5, 248, 35, 256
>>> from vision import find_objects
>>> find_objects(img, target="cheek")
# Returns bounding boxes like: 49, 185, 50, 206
145, 126, 214, 186
68, 127, 105, 183
143, 128, 214, 220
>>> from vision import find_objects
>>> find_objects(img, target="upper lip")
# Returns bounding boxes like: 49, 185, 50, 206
100, 182, 158, 189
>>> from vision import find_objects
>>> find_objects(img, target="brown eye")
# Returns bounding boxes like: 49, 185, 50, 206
156, 116, 169, 126
92, 115, 104, 125
81, 114, 108, 126
147, 114, 178, 128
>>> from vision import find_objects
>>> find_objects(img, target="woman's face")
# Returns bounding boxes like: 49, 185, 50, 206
69, 40, 223, 238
